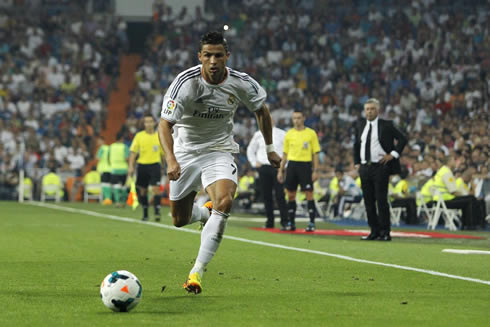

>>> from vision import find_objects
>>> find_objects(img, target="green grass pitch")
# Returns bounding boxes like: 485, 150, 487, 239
0, 201, 488, 326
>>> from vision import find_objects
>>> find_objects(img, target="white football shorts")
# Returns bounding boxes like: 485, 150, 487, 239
169, 151, 238, 201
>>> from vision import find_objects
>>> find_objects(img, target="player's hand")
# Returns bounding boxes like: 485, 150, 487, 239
166, 159, 181, 181
380, 154, 394, 165
277, 170, 284, 183
312, 171, 318, 182
267, 151, 281, 168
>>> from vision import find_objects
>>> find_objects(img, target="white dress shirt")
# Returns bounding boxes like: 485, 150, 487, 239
247, 127, 286, 167
360, 117, 399, 164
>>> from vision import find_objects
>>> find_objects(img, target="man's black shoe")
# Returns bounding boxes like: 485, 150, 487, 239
376, 234, 392, 241
361, 233, 378, 240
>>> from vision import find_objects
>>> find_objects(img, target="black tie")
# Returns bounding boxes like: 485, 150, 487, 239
365, 122, 371, 163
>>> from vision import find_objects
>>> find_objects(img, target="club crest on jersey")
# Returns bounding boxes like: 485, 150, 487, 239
227, 95, 237, 105
303, 142, 309, 149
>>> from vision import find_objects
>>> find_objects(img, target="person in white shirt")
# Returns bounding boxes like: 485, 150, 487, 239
158, 31, 281, 295
332, 166, 362, 218
247, 123, 288, 229
353, 98, 407, 241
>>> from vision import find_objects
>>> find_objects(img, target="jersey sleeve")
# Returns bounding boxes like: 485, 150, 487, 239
311, 130, 321, 153
129, 134, 139, 153
161, 96, 185, 123
236, 74, 267, 112
160, 74, 190, 122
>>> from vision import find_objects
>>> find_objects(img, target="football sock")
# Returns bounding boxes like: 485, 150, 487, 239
190, 203, 211, 224
307, 200, 316, 223
190, 209, 229, 276
287, 201, 296, 225
113, 185, 120, 203
102, 183, 111, 200
138, 192, 149, 218
153, 194, 161, 214
120, 187, 127, 203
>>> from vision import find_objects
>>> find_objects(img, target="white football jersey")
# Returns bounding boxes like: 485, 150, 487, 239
161, 65, 266, 153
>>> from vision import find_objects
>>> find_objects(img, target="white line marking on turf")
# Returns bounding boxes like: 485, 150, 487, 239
443, 249, 490, 255
28, 202, 490, 286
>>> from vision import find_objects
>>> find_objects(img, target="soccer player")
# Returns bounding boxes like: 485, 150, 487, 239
158, 31, 281, 294
109, 131, 130, 207
96, 136, 112, 204
277, 109, 321, 232
128, 113, 165, 221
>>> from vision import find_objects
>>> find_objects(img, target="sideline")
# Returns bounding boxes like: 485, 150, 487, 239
28, 201, 490, 286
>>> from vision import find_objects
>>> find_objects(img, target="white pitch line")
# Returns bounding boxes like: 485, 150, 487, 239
442, 249, 490, 255
28, 202, 490, 286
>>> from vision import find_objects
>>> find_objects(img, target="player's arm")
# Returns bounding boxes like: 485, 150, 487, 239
312, 152, 320, 182
128, 136, 138, 177
128, 152, 137, 177
246, 133, 259, 168
277, 152, 288, 183
254, 104, 281, 168
157, 118, 181, 181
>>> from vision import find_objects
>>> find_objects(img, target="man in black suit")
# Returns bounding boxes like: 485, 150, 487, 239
353, 98, 408, 241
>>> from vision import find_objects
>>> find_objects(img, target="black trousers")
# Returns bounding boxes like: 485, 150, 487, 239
391, 197, 418, 224
258, 165, 288, 227
445, 195, 484, 229
359, 163, 391, 235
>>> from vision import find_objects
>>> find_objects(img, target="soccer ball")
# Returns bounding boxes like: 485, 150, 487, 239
100, 270, 142, 312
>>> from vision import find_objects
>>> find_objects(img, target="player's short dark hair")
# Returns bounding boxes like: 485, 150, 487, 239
116, 130, 125, 141
335, 165, 344, 173
200, 31, 228, 52
293, 108, 303, 114
143, 112, 154, 119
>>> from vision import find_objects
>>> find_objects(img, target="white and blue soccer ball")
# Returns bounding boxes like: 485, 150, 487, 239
100, 270, 142, 312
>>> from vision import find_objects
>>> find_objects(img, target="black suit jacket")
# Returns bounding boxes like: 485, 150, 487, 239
353, 118, 408, 175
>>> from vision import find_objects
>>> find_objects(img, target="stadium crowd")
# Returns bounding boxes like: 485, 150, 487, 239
125, 0, 488, 200
0, 0, 488, 222
0, 2, 127, 199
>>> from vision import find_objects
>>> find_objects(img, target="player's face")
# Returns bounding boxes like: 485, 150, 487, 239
364, 103, 379, 121
198, 44, 230, 84
292, 112, 305, 129
144, 117, 155, 131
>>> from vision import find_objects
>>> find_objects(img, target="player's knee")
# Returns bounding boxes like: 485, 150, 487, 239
215, 194, 234, 212
172, 215, 188, 228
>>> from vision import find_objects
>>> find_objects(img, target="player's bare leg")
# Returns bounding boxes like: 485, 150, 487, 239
170, 191, 211, 227
184, 179, 237, 294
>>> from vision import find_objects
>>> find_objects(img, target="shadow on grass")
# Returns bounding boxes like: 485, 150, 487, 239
96, 296, 225, 315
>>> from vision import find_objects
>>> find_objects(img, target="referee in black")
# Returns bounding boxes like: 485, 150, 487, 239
278, 109, 321, 232
354, 98, 407, 241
